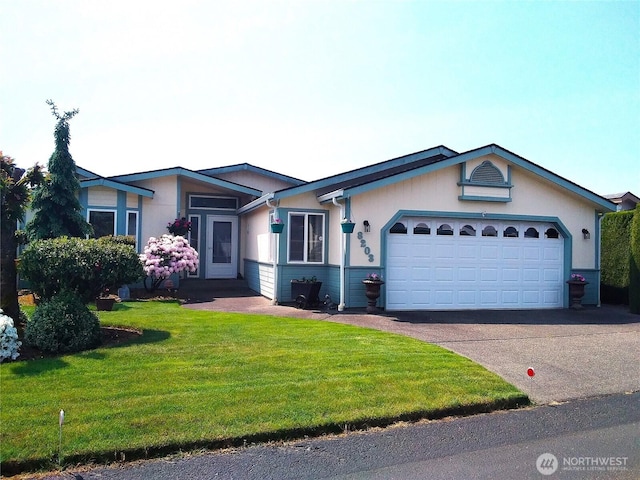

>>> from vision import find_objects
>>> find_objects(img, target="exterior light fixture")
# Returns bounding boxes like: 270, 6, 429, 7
582, 228, 590, 239
363, 220, 370, 232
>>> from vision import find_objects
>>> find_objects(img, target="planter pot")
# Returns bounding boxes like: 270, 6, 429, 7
567, 280, 588, 309
362, 279, 384, 313
95, 296, 117, 311
291, 281, 322, 309
271, 223, 284, 234
341, 222, 355, 234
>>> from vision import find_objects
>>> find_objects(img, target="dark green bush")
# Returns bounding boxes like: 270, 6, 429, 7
25, 291, 101, 354
600, 211, 634, 304
19, 236, 143, 301
630, 205, 640, 314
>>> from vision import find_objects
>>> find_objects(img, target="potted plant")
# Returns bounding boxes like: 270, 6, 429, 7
95, 287, 117, 311
167, 217, 192, 236
341, 217, 355, 234
271, 218, 284, 234
362, 273, 384, 313
291, 276, 322, 309
566, 273, 588, 309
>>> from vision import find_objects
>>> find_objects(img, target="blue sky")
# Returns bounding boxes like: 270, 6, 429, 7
1, 0, 638, 196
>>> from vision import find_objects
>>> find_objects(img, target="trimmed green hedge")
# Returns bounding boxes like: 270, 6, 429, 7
601, 211, 634, 304
19, 236, 143, 302
630, 205, 640, 314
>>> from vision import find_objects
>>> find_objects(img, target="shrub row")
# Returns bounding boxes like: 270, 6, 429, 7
19, 236, 143, 302
600, 210, 634, 304
630, 205, 640, 314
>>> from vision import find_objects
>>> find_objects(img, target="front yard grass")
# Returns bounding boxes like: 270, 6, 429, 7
0, 301, 528, 473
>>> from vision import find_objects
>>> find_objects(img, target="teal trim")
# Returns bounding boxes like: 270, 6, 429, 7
379, 210, 573, 308
340, 144, 616, 213
345, 198, 352, 267
459, 163, 466, 183
78, 188, 88, 217
176, 181, 182, 218
80, 178, 154, 198
198, 163, 305, 186
458, 195, 512, 203
116, 191, 127, 234
272, 146, 458, 201
110, 167, 262, 196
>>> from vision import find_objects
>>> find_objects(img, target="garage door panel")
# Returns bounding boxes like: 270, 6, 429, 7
458, 267, 476, 282
502, 268, 520, 282
435, 290, 454, 305
522, 269, 540, 282
458, 290, 477, 305
386, 219, 564, 310
480, 246, 499, 259
502, 290, 520, 304
480, 268, 498, 282
480, 290, 499, 305
435, 267, 454, 282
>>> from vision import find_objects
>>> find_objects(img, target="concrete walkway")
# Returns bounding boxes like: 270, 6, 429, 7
179, 280, 640, 404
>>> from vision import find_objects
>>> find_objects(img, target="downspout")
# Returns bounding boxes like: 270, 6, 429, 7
332, 197, 346, 312
266, 197, 280, 305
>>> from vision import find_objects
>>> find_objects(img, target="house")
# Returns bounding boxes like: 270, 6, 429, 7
76, 144, 616, 310
603, 192, 640, 212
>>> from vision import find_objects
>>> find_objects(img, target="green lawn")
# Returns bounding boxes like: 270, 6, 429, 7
0, 301, 527, 473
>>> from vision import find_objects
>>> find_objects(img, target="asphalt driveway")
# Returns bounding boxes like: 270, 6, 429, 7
181, 281, 640, 404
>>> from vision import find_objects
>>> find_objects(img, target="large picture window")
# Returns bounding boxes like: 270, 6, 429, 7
88, 209, 116, 238
288, 212, 325, 263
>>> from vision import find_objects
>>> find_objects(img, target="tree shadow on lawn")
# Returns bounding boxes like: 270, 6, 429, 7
9, 328, 170, 376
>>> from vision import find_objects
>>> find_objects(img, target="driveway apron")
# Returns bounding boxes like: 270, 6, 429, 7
180, 282, 640, 405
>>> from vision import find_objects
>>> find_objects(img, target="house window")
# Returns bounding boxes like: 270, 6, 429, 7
126, 211, 138, 247
413, 223, 431, 235
88, 209, 116, 238
390, 222, 407, 234
460, 224, 476, 236
524, 227, 539, 238
188, 215, 200, 277
188, 195, 237, 210
437, 223, 454, 236
545, 228, 560, 239
288, 213, 325, 263
503, 226, 519, 238
482, 225, 498, 237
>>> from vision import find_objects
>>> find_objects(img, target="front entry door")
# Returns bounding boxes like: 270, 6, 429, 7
206, 215, 238, 279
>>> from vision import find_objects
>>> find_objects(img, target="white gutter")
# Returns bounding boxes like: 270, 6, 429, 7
332, 197, 346, 312
266, 197, 280, 305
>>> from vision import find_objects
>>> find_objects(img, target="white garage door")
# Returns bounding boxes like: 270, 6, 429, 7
386, 218, 564, 310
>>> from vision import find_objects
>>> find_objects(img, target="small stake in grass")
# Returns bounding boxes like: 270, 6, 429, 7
58, 409, 64, 465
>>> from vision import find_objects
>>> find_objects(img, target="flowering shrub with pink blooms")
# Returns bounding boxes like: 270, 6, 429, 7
140, 234, 199, 292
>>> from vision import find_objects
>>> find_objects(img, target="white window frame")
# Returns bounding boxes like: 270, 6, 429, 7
287, 212, 325, 264
126, 210, 139, 248
87, 208, 117, 238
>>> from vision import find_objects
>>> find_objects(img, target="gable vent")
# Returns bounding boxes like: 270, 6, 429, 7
470, 161, 504, 184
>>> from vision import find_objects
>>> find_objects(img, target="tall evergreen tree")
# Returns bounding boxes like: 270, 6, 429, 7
26, 100, 92, 240
0, 152, 44, 321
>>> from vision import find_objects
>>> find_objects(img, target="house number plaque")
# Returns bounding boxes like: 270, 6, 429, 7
357, 231, 374, 262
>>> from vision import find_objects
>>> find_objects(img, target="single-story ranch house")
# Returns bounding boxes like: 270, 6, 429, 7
74, 143, 616, 310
